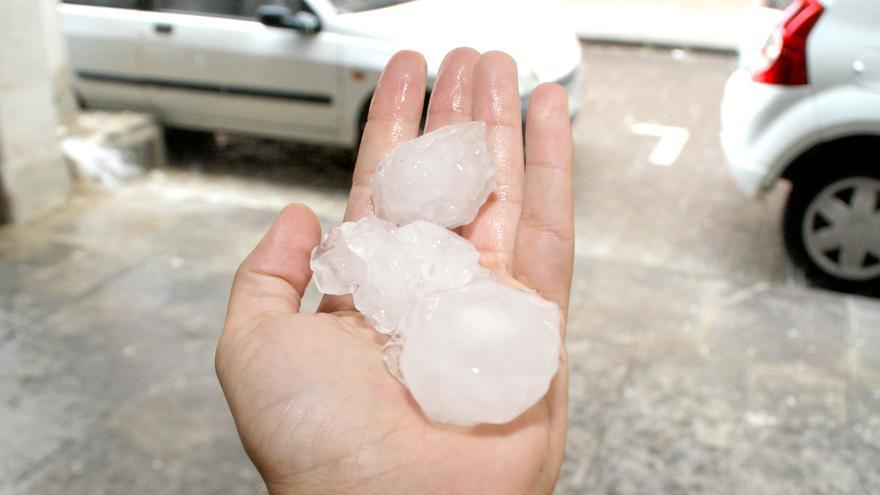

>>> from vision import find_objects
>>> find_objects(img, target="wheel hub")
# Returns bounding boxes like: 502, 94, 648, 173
853, 218, 871, 238
802, 176, 880, 282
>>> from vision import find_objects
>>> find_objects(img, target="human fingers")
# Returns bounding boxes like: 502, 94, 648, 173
517, 86, 575, 474
423, 47, 480, 133
513, 84, 574, 319
343, 50, 427, 222
225, 203, 322, 332
321, 51, 427, 313
461, 51, 525, 273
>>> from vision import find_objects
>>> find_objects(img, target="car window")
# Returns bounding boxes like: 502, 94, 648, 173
151, 0, 306, 18
238, 0, 305, 19
152, 0, 243, 17
62, 0, 146, 8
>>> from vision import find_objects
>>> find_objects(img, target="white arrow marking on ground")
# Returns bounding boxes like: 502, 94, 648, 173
630, 123, 690, 167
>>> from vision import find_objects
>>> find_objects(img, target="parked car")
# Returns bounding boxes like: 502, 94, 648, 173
721, 0, 880, 292
59, 0, 582, 150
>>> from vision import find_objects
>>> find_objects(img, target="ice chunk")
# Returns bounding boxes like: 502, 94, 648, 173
397, 279, 561, 426
394, 221, 487, 296
341, 215, 396, 261
61, 137, 144, 188
310, 217, 488, 332
310, 227, 358, 295
371, 122, 495, 228
309, 216, 395, 295
309, 121, 563, 428
355, 220, 488, 333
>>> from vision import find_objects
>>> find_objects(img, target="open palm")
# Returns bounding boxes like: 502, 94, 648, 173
216, 49, 574, 495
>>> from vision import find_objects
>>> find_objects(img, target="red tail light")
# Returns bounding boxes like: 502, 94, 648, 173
753, 0, 824, 86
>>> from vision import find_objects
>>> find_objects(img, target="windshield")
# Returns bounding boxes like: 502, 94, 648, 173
328, 0, 414, 13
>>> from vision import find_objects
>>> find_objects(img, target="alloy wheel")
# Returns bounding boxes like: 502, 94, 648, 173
802, 176, 880, 281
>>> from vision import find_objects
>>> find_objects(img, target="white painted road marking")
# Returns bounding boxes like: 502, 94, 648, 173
630, 123, 690, 167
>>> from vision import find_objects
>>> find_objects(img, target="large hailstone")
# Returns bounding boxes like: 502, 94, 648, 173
371, 121, 495, 228
310, 216, 489, 333
309, 121, 563, 428
398, 279, 561, 426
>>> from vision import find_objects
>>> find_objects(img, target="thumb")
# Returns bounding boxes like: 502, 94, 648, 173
226, 203, 322, 330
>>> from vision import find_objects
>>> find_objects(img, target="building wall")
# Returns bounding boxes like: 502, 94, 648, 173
40, 0, 78, 124
0, 0, 72, 223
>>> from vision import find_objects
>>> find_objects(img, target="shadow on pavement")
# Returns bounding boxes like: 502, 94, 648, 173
163, 129, 355, 194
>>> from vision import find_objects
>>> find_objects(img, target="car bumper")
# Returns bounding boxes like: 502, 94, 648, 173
720, 69, 815, 197
561, 64, 583, 119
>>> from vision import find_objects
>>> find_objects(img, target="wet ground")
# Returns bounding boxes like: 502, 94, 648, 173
2, 44, 879, 494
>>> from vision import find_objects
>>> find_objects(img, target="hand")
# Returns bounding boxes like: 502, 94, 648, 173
216, 49, 574, 495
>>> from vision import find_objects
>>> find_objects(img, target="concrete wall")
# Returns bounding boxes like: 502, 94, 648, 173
40, 0, 79, 124
0, 0, 73, 223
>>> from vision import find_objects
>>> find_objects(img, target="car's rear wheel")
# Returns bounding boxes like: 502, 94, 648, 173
163, 126, 217, 159
784, 164, 880, 294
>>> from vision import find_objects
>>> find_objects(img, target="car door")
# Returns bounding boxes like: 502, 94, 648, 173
137, 0, 341, 143
60, 0, 153, 111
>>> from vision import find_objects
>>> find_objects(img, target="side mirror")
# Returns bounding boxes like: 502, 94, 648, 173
257, 5, 321, 34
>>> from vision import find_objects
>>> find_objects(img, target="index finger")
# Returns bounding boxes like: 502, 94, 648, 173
343, 51, 427, 222
322, 51, 427, 313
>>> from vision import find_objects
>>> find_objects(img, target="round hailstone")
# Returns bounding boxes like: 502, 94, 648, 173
397, 279, 561, 426
371, 121, 495, 228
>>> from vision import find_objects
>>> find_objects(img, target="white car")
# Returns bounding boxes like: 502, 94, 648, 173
721, 0, 880, 292
60, 0, 583, 150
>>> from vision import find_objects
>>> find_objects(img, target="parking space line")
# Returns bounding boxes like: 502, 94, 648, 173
630, 123, 690, 167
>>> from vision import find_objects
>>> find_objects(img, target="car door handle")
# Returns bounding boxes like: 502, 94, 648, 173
154, 23, 174, 34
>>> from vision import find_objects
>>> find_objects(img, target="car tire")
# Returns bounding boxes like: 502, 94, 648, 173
783, 161, 880, 295
163, 127, 216, 159
74, 90, 88, 110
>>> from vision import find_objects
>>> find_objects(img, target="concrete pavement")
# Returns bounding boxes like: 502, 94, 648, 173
2, 44, 879, 494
